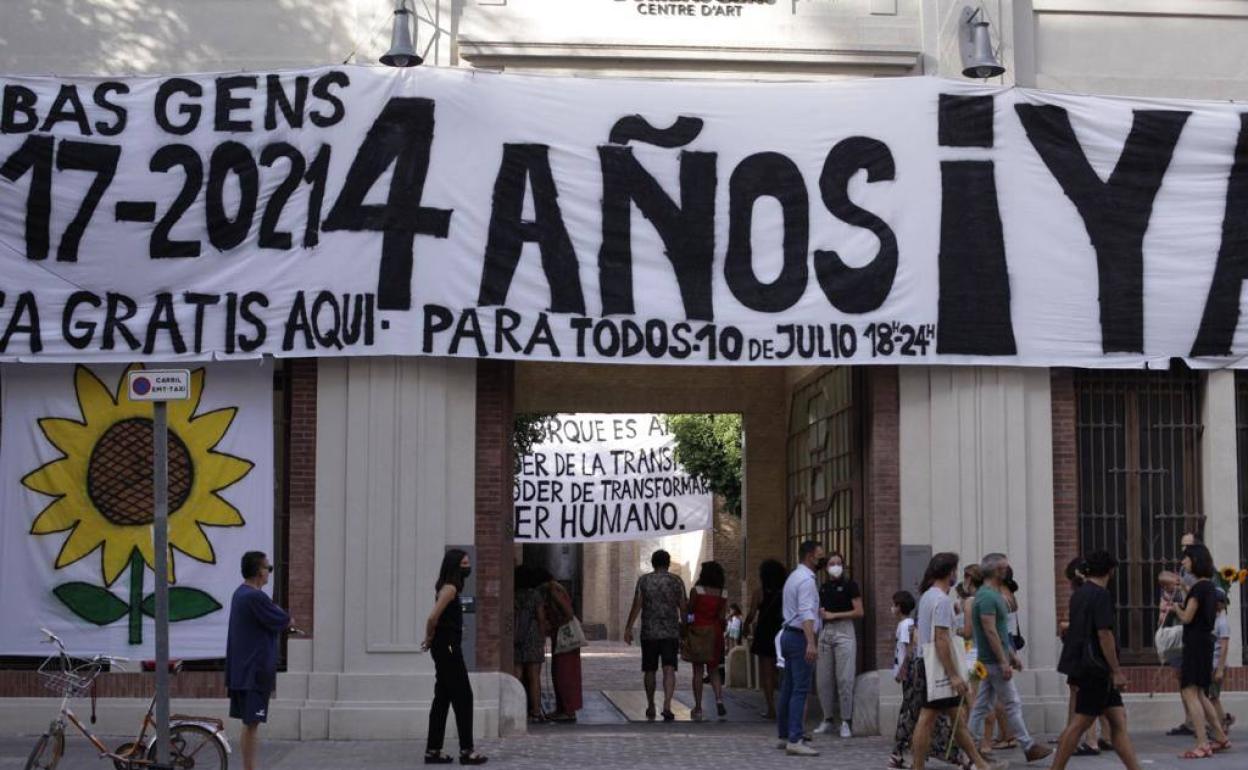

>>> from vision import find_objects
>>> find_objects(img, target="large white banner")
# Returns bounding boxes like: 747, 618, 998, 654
0, 361, 273, 658
4, 67, 1248, 367
514, 414, 713, 543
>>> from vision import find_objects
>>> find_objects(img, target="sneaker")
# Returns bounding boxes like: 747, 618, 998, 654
1023, 744, 1052, 763
813, 720, 835, 735
839, 722, 853, 739
786, 741, 820, 756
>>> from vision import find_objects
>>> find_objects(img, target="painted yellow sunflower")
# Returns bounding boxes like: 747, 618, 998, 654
972, 661, 989, 681
22, 365, 252, 587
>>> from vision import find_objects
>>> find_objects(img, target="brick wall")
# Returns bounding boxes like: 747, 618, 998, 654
864, 367, 901, 671
474, 361, 515, 673
286, 359, 317, 636
712, 496, 745, 604
1051, 369, 1078, 626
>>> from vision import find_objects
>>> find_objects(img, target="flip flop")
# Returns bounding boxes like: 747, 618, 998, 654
1073, 744, 1100, 757
1179, 745, 1213, 760
992, 739, 1019, 751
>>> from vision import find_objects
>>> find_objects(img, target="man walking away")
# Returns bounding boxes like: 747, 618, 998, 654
226, 551, 291, 770
1050, 551, 1142, 770
624, 549, 687, 721
776, 540, 823, 756
969, 554, 1052, 763
910, 553, 1007, 770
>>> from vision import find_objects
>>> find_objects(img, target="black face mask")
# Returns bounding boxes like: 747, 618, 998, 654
460, 566, 472, 580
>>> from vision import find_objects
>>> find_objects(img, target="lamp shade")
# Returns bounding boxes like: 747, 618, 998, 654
381, 1, 422, 67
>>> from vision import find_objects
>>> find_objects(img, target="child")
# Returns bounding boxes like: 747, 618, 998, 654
1210, 589, 1232, 732
891, 590, 955, 770
726, 603, 744, 647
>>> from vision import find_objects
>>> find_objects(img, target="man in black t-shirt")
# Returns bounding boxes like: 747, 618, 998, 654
1051, 551, 1142, 770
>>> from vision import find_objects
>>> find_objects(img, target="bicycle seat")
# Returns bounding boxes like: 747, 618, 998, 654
141, 659, 184, 673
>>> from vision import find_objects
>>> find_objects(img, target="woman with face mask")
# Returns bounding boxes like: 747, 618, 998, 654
813, 552, 864, 738
422, 550, 487, 765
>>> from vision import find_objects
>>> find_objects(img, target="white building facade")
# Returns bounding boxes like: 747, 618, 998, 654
0, 0, 1246, 741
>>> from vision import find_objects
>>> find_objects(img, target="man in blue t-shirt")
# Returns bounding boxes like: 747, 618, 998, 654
225, 551, 291, 770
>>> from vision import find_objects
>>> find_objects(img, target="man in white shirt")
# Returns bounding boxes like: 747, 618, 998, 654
776, 540, 823, 757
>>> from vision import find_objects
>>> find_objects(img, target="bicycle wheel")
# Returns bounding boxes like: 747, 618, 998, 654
148, 724, 227, 770
24, 727, 64, 770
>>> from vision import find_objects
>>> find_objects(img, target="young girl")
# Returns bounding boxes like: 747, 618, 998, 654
890, 591, 968, 770
726, 603, 744, 647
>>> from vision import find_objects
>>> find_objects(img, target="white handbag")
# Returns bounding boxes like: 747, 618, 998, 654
554, 617, 588, 655
923, 634, 969, 702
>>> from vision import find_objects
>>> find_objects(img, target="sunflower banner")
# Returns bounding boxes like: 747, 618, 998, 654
0, 361, 273, 658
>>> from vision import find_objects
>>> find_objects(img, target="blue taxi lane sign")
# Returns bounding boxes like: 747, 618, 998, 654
127, 370, 192, 401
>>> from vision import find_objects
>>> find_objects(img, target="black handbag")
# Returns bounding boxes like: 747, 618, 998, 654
1010, 614, 1026, 652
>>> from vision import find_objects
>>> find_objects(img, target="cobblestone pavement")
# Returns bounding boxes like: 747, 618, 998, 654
4, 644, 1242, 768
2, 727, 1245, 770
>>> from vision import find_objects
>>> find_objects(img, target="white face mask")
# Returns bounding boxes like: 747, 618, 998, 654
828, 564, 844, 579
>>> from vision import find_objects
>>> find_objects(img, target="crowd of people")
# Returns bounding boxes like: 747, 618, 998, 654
403, 534, 1236, 768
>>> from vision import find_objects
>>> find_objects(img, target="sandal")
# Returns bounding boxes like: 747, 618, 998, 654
1179, 745, 1213, 759
1073, 744, 1100, 757
992, 739, 1019, 751
1210, 739, 1232, 753
424, 751, 455, 764
459, 750, 489, 765
887, 753, 908, 769
1097, 739, 1114, 752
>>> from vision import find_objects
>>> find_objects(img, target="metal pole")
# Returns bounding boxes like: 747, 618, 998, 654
153, 401, 170, 765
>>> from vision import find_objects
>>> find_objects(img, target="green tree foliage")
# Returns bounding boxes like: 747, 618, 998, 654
513, 413, 554, 466
665, 414, 742, 515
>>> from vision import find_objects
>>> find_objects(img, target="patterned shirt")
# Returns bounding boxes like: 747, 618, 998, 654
636, 570, 686, 641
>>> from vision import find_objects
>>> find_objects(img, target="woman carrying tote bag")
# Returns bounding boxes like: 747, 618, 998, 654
540, 568, 584, 723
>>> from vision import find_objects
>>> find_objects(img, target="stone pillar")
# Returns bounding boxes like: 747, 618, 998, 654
1203, 371, 1243, 665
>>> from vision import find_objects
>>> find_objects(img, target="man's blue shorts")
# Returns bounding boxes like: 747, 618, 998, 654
229, 689, 270, 725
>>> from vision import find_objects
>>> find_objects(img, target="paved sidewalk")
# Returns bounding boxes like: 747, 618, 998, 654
0, 726, 1242, 770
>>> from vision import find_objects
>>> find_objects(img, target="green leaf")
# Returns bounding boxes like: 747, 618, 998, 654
140, 588, 222, 622
53, 583, 129, 626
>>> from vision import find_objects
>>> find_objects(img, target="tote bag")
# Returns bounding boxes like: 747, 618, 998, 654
554, 617, 588, 655
923, 634, 969, 702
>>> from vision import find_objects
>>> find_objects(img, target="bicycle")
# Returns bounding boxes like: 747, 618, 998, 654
25, 628, 230, 770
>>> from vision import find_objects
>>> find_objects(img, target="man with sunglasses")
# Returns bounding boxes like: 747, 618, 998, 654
226, 551, 292, 770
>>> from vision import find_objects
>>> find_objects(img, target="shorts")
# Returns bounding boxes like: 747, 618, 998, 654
229, 689, 270, 725
1071, 677, 1123, 717
640, 638, 679, 672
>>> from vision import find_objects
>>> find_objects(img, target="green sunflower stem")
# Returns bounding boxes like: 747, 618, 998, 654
128, 549, 144, 645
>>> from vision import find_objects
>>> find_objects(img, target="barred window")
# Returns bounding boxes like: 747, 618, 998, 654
1075, 370, 1203, 664
787, 368, 861, 572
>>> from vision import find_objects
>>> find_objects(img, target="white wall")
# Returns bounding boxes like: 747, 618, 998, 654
1027, 0, 1248, 98
0, 0, 458, 74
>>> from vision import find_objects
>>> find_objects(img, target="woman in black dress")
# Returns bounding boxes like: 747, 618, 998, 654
745, 559, 786, 719
1168, 543, 1229, 759
422, 550, 487, 765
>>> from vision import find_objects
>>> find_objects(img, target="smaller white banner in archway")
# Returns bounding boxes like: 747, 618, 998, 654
514, 413, 713, 543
